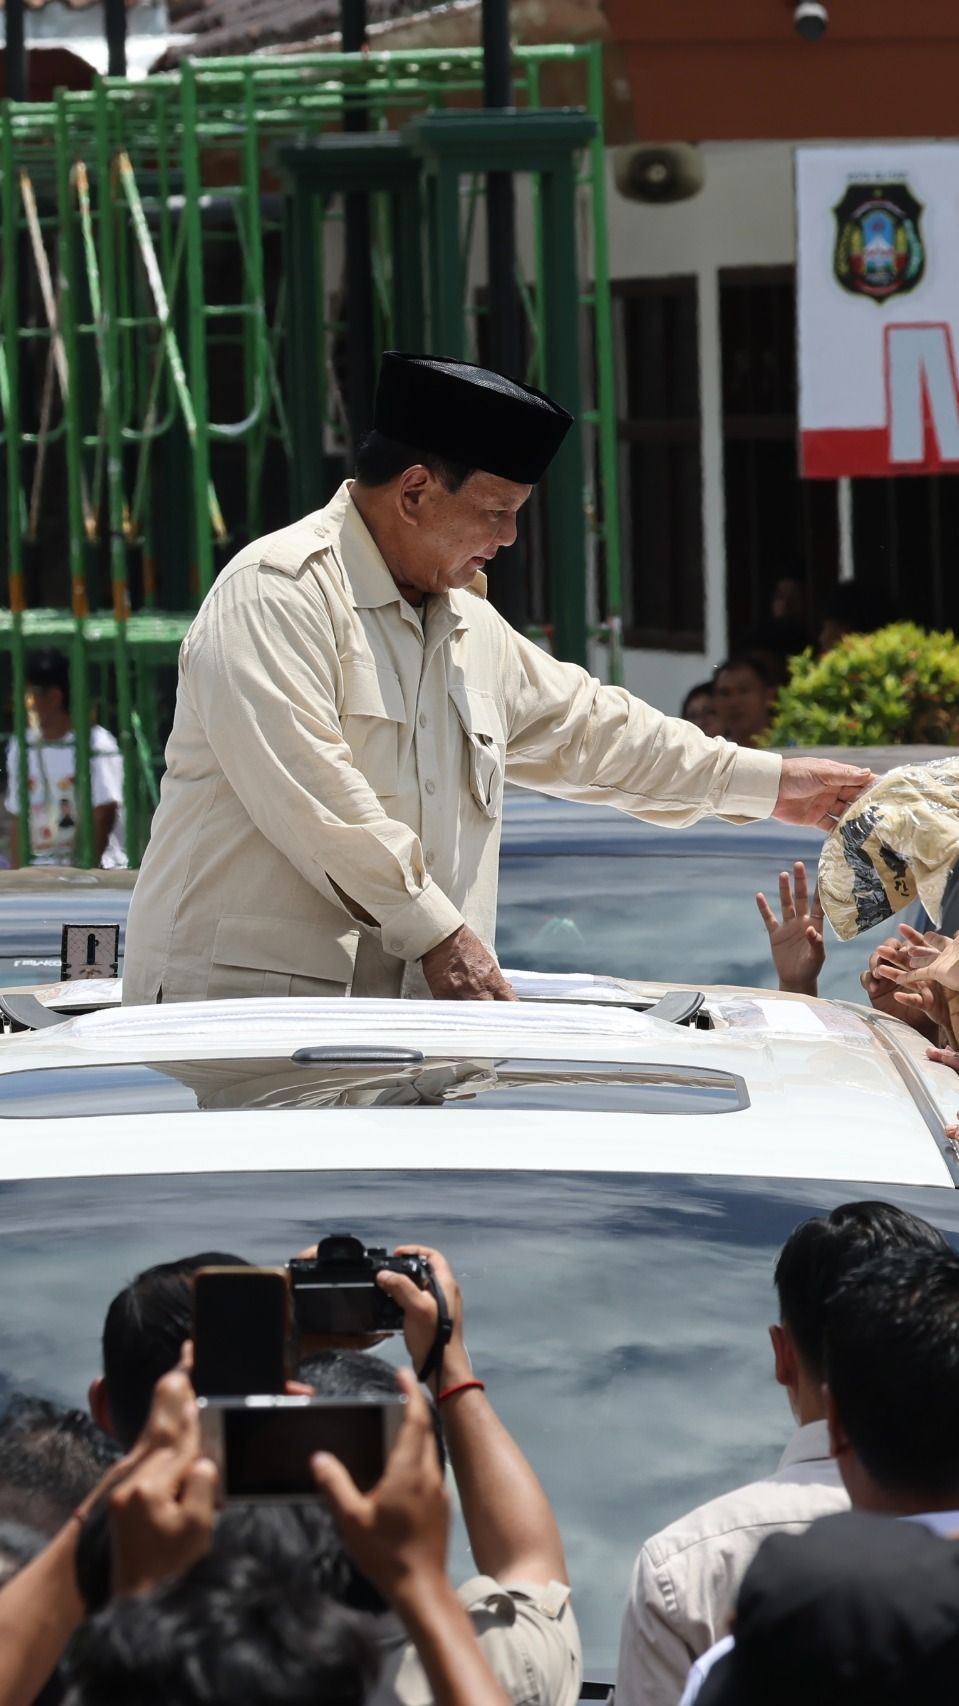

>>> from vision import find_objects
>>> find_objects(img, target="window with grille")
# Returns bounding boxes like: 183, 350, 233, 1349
613, 277, 704, 651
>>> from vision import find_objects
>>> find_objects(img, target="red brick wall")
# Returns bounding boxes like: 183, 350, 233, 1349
604, 0, 959, 140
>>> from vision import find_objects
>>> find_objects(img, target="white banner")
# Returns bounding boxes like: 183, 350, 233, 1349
796, 143, 959, 478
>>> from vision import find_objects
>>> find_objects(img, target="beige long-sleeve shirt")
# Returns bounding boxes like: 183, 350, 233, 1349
123, 483, 782, 1004
615, 1422, 849, 1706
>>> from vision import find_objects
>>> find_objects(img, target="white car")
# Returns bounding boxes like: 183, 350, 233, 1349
0, 973, 957, 1682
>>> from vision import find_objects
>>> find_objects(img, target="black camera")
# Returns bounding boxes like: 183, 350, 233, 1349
289, 1234, 431, 1335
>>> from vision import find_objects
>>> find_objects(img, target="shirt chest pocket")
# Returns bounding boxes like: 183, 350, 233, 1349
339, 659, 406, 799
449, 684, 506, 820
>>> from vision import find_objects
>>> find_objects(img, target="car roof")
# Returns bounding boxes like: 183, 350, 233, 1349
0, 980, 956, 1191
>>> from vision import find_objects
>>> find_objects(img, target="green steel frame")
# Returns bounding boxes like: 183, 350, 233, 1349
0, 43, 621, 866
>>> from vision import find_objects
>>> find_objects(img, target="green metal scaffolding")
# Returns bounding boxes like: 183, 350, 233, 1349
0, 42, 622, 866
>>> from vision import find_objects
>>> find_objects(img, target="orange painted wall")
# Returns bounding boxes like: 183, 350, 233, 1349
604, 0, 959, 141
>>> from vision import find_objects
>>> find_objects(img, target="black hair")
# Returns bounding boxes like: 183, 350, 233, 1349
680, 681, 715, 718
0, 1395, 120, 1536
102, 1252, 249, 1448
824, 1245, 959, 1500
65, 1545, 378, 1706
25, 649, 70, 704
354, 429, 473, 493
775, 1201, 948, 1383
713, 652, 774, 688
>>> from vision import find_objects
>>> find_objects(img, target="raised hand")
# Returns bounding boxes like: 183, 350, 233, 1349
311, 1368, 448, 1598
756, 862, 825, 996
109, 1370, 218, 1597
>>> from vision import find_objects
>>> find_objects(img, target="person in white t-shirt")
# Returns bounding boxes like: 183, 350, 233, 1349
5, 648, 126, 868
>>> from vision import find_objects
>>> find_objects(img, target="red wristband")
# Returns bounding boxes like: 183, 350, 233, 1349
436, 1379, 485, 1405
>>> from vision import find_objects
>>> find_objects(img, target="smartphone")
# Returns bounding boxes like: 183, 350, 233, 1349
192, 1267, 291, 1398
197, 1394, 406, 1502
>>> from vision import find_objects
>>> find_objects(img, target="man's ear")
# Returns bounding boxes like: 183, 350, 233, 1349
88, 1375, 116, 1439
396, 464, 433, 523
769, 1322, 797, 1391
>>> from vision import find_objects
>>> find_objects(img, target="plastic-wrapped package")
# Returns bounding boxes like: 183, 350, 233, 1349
818, 757, 959, 941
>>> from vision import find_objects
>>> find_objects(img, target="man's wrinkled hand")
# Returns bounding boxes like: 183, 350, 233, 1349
421, 925, 517, 1001
772, 758, 874, 831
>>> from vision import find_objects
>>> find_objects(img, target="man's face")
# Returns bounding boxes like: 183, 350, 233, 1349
684, 691, 720, 737
395, 469, 532, 599
714, 666, 771, 743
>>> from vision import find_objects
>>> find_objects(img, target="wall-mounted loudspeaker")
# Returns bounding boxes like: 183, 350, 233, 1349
613, 144, 704, 205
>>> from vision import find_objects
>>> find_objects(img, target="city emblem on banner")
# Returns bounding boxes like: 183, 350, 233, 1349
832, 182, 926, 302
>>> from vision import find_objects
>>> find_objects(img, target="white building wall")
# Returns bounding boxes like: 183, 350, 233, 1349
598, 140, 797, 711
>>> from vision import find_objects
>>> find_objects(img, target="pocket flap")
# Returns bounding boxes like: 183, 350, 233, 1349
211, 914, 358, 982
340, 659, 406, 723
448, 684, 507, 745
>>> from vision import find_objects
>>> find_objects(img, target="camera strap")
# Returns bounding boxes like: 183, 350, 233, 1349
417, 1270, 453, 1386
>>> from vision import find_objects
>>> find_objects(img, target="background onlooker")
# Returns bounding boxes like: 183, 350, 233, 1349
679, 683, 719, 737
712, 655, 776, 748
616, 1202, 947, 1706
5, 648, 126, 869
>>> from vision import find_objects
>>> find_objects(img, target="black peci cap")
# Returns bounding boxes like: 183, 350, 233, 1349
373, 351, 573, 485
698, 1511, 959, 1706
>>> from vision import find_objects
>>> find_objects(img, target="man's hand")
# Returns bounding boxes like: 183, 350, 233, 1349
931, 1050, 959, 1076
772, 758, 874, 831
109, 1370, 218, 1597
311, 1368, 448, 1599
421, 925, 517, 1001
377, 1245, 469, 1395
756, 862, 825, 996
860, 923, 952, 1038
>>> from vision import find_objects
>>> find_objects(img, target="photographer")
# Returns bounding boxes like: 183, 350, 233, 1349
359, 1243, 582, 1706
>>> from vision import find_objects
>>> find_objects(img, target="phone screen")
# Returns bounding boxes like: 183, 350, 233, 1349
222, 1401, 399, 1497
193, 1268, 289, 1397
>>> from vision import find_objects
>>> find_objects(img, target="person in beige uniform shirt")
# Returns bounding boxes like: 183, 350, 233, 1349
123, 353, 871, 1007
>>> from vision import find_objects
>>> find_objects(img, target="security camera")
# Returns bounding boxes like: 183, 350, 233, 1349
794, 2, 828, 39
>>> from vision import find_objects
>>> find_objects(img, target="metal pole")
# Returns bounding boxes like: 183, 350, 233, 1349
104, 0, 127, 79
342, 0, 375, 454
5, 0, 27, 101
482, 0, 526, 630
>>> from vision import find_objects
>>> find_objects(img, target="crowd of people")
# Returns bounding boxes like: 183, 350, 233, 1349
1, 1204, 959, 1706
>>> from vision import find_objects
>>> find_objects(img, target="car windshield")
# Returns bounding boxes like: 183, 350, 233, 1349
3, 1166, 958, 1676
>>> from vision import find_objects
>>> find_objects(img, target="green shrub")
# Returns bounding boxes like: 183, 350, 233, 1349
765, 622, 959, 747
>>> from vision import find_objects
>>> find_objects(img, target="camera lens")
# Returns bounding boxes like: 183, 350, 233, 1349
794, 1, 828, 39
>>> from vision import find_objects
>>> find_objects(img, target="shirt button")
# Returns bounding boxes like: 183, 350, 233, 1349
418, 712, 428, 729
388, 939, 403, 955
425, 849, 435, 868
424, 779, 436, 796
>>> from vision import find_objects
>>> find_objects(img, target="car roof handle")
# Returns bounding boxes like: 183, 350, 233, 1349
643, 991, 706, 1026
291, 1045, 426, 1065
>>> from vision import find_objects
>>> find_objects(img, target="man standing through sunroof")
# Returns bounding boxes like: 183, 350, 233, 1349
123, 352, 871, 1005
